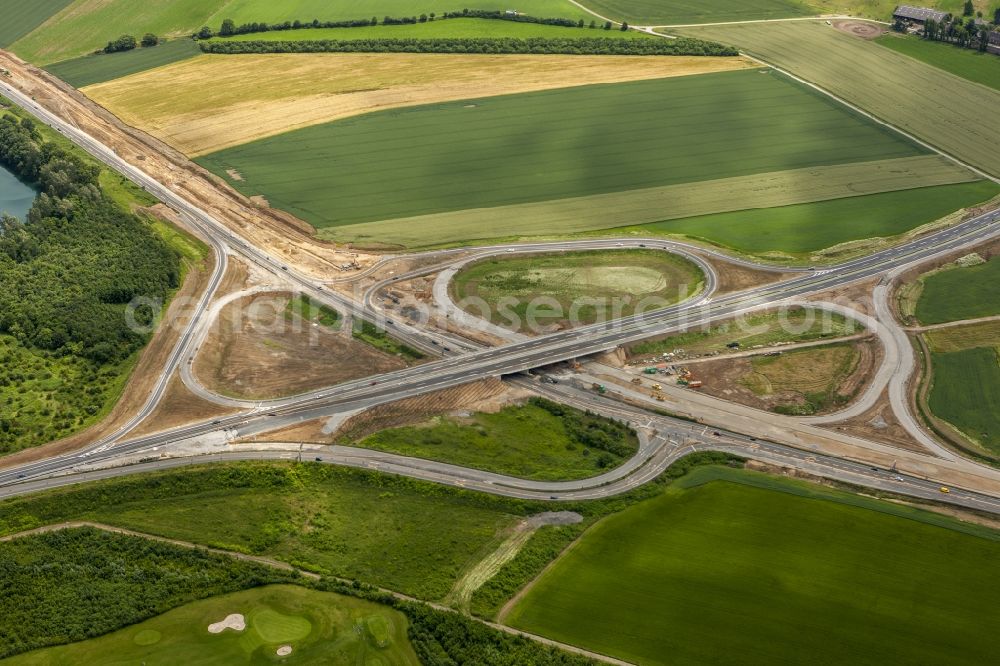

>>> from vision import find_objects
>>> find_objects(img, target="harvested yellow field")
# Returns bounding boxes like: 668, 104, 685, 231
327, 155, 977, 248
83, 52, 756, 156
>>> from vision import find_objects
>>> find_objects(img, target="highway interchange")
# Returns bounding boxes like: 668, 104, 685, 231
1, 71, 999, 518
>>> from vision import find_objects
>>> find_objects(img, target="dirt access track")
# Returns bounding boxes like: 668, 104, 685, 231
832, 20, 884, 40
0, 49, 374, 279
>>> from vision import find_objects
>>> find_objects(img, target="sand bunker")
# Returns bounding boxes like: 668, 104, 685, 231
277, 645, 293, 656
207, 613, 246, 634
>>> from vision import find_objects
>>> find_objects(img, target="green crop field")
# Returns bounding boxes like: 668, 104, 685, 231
506, 466, 1000, 665
451, 249, 704, 331
916, 255, 1000, 325
574, 0, 814, 25
6, 585, 418, 665
929, 347, 1000, 454
206, 0, 594, 26
46, 39, 202, 88
11, 0, 229, 65
331, 155, 984, 251
0, 0, 73, 48
216, 18, 652, 42
630, 306, 859, 356
353, 398, 639, 480
0, 463, 523, 600
676, 21, 1000, 179
634, 180, 1000, 256
198, 68, 927, 232
876, 33, 1000, 92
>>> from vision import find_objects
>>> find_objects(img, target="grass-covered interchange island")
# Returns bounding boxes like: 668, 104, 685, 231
450, 248, 706, 331
2, 457, 999, 664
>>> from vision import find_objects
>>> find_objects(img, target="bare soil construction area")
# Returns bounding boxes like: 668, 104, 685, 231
677, 339, 879, 416
828, 390, 928, 454
82, 52, 756, 156
130, 375, 240, 439
193, 292, 410, 400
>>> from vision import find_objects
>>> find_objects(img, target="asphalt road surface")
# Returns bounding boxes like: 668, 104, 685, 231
0, 75, 998, 514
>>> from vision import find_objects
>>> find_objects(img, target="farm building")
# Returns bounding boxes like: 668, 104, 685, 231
892, 5, 949, 25
989, 30, 1000, 55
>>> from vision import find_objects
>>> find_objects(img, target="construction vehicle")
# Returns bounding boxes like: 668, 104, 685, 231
677, 378, 689, 386
592, 383, 607, 394
652, 384, 662, 391
939, 486, 950, 494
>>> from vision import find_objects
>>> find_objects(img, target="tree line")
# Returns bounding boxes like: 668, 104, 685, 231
0, 114, 179, 364
200, 36, 738, 56
0, 527, 300, 659
196, 9, 627, 39
102, 33, 159, 54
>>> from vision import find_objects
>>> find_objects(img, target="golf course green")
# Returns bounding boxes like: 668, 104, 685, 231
5, 584, 419, 664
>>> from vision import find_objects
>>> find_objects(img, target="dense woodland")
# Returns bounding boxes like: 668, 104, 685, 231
0, 112, 180, 451
0, 114, 178, 362
0, 528, 299, 658
202, 36, 739, 56
0, 527, 595, 664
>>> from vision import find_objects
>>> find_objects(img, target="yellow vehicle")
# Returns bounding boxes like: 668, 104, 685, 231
939, 486, 950, 494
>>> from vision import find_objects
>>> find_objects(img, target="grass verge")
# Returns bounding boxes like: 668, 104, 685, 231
0, 463, 522, 600
353, 320, 425, 360
351, 397, 639, 481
